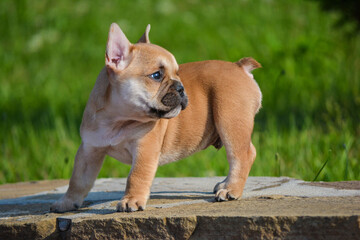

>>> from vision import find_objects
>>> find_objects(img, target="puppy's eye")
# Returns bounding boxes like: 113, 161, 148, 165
149, 71, 163, 81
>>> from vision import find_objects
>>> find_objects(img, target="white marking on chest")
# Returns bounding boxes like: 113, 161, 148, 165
81, 123, 128, 147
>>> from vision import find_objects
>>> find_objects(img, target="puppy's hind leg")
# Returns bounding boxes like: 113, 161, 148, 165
213, 90, 259, 201
214, 138, 256, 201
50, 143, 106, 212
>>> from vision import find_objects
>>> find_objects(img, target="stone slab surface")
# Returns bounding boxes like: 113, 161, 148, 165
0, 177, 359, 239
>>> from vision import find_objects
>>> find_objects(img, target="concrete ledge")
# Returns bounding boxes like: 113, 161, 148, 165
0, 177, 359, 239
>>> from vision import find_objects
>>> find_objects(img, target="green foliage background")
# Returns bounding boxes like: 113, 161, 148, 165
1, 0, 359, 183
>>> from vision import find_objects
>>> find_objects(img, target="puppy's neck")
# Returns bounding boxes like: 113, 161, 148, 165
80, 68, 160, 147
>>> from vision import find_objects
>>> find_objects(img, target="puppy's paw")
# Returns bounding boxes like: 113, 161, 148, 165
213, 181, 227, 194
50, 197, 81, 213
215, 188, 241, 202
116, 196, 147, 212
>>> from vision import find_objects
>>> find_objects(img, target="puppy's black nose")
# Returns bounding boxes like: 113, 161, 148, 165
171, 81, 185, 97
176, 85, 184, 97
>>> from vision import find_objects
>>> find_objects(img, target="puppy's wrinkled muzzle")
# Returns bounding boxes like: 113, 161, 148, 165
161, 92, 181, 108
150, 81, 188, 119
161, 81, 188, 110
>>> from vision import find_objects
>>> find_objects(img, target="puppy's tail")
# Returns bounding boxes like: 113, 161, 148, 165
235, 57, 261, 77
236, 57, 262, 113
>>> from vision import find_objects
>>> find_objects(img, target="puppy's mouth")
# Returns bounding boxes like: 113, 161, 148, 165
149, 107, 172, 118
161, 92, 188, 110
149, 93, 188, 119
148, 80, 188, 119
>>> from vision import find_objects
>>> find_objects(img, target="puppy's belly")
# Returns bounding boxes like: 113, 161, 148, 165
159, 151, 184, 165
107, 146, 132, 165
159, 136, 218, 165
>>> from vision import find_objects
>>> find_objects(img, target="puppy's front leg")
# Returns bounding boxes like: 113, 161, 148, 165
50, 143, 106, 212
117, 130, 161, 212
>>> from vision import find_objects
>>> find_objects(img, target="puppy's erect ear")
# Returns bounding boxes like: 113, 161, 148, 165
137, 24, 151, 44
105, 23, 132, 71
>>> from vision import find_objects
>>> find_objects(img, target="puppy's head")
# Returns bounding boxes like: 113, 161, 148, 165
105, 23, 188, 120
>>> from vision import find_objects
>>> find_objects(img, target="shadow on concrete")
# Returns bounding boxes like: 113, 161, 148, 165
0, 190, 216, 218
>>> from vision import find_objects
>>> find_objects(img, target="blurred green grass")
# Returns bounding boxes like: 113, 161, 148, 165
0, 0, 359, 183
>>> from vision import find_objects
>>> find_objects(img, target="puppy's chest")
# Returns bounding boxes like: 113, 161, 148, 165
81, 120, 151, 164
81, 120, 146, 147
81, 126, 134, 164
81, 124, 129, 147
107, 144, 133, 164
